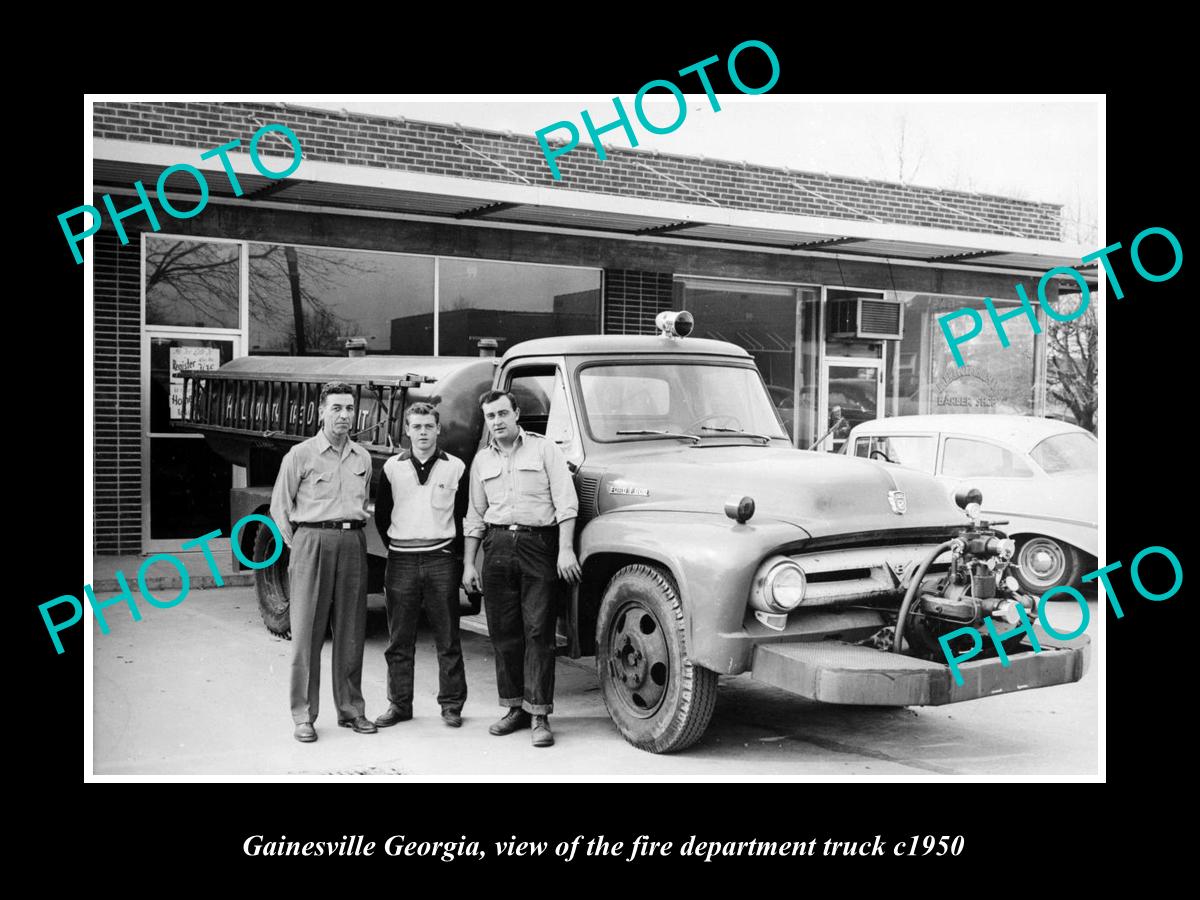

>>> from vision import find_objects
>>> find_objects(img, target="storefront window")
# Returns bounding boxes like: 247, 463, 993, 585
248, 245, 435, 355
433, 258, 600, 357
145, 237, 240, 328
888, 293, 1038, 417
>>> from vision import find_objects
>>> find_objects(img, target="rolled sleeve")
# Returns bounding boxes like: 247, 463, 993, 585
543, 440, 578, 524
463, 458, 489, 539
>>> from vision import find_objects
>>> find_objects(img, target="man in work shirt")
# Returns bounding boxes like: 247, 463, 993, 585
462, 390, 581, 748
269, 381, 377, 743
373, 402, 469, 729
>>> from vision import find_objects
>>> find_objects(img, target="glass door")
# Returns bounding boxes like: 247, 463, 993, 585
142, 332, 241, 552
819, 356, 885, 452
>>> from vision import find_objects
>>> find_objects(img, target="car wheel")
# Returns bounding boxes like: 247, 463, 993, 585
595, 564, 717, 753
254, 519, 291, 638
1013, 536, 1081, 594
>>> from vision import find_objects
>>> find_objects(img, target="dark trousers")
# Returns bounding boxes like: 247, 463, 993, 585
482, 528, 559, 715
383, 549, 467, 714
288, 528, 368, 725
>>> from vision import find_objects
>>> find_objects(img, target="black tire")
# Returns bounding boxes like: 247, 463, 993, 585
1012, 536, 1082, 595
595, 564, 717, 753
254, 520, 291, 638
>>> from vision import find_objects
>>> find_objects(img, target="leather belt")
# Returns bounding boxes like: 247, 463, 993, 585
488, 523, 557, 533
296, 520, 366, 530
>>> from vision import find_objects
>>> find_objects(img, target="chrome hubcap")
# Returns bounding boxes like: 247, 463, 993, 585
1019, 538, 1066, 586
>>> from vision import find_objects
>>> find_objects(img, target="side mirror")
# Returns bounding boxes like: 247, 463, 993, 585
954, 487, 983, 509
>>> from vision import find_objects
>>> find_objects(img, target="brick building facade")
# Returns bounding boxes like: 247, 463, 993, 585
90, 101, 1089, 555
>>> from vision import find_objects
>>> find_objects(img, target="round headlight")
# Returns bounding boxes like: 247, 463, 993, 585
750, 556, 807, 613
767, 564, 807, 612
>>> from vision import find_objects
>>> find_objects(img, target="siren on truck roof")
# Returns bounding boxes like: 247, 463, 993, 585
656, 310, 695, 338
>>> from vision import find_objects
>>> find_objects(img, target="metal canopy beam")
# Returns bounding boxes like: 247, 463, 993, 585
456, 201, 520, 219
634, 221, 704, 236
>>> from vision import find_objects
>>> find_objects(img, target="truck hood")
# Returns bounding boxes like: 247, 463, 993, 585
592, 445, 967, 539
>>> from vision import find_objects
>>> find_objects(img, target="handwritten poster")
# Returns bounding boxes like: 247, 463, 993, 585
169, 346, 221, 419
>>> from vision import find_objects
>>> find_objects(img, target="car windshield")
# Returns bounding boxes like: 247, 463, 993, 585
578, 362, 788, 442
1030, 432, 1098, 474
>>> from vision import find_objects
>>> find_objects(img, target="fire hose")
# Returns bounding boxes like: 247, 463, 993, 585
891, 540, 955, 654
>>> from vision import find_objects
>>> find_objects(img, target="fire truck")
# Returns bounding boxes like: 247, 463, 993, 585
178, 312, 1089, 753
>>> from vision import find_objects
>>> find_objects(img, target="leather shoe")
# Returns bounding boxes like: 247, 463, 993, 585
338, 715, 378, 734
374, 705, 413, 728
294, 722, 317, 743
488, 708, 530, 736
531, 715, 554, 747
442, 709, 463, 728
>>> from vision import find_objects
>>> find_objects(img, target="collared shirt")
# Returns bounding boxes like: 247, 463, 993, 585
464, 427, 578, 539
269, 430, 372, 546
374, 448, 467, 551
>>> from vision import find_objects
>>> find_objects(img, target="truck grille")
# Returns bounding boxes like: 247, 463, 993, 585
791, 543, 951, 606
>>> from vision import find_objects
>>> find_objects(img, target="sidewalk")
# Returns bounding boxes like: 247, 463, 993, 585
90, 549, 255, 593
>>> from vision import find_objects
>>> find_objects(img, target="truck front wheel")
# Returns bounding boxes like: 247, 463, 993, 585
254, 521, 291, 638
595, 564, 717, 753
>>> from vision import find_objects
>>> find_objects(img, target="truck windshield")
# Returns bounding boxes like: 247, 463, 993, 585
578, 362, 788, 442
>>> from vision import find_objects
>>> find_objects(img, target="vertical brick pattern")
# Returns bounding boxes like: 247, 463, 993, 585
604, 270, 674, 334
94, 230, 142, 554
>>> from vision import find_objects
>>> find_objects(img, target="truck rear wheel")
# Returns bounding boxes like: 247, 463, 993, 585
254, 520, 291, 638
596, 564, 717, 753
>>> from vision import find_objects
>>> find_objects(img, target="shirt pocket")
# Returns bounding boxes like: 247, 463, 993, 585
305, 468, 338, 501
515, 457, 546, 495
431, 482, 456, 510
478, 460, 504, 499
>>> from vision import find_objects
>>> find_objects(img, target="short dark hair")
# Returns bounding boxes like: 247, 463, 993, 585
319, 382, 356, 407
478, 389, 519, 413
404, 401, 440, 426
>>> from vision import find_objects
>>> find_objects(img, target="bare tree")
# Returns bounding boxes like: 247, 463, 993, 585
1045, 305, 1097, 433
893, 114, 928, 184
145, 240, 374, 352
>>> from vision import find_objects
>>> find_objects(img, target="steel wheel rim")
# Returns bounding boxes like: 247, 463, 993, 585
606, 600, 671, 718
1019, 538, 1067, 588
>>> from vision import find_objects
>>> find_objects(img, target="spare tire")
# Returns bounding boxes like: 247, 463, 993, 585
253, 519, 291, 638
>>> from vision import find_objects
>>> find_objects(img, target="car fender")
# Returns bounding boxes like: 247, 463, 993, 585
579, 510, 808, 672
989, 512, 1098, 560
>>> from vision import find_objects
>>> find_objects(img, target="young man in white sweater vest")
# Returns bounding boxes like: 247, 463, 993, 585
373, 402, 469, 728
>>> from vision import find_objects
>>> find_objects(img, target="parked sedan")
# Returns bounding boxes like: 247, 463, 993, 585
843, 414, 1098, 594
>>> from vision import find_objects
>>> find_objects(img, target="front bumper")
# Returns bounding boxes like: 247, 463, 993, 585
750, 637, 1090, 706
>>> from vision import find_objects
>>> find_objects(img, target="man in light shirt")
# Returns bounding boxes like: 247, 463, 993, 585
373, 402, 469, 729
462, 390, 581, 747
269, 382, 376, 743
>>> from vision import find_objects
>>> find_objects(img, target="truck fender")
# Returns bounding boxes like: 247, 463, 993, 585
578, 511, 807, 672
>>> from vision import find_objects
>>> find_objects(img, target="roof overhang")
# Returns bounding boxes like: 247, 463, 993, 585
92, 138, 1096, 283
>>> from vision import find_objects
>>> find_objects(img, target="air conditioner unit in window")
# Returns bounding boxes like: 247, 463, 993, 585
828, 297, 904, 340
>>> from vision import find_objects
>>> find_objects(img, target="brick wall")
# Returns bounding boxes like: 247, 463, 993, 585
94, 229, 142, 554
604, 270, 675, 334
93, 101, 1061, 241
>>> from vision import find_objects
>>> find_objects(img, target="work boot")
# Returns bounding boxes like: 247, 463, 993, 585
531, 715, 554, 748
374, 705, 413, 727
442, 709, 463, 728
294, 722, 317, 743
338, 716, 378, 734
488, 708, 530, 736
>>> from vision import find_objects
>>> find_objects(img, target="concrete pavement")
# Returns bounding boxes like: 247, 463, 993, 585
92, 585, 1098, 778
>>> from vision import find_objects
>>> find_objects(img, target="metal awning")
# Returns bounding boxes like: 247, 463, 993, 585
92, 142, 1097, 284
